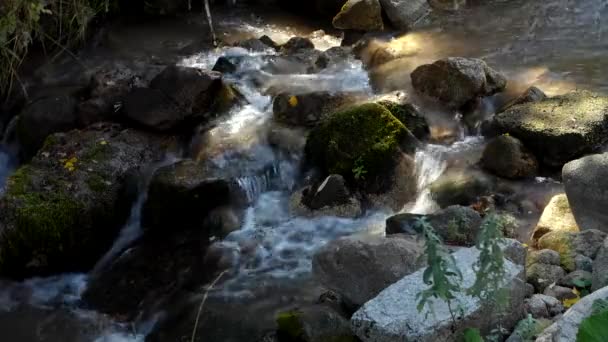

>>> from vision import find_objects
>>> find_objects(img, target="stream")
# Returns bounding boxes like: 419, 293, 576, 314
0, 0, 606, 340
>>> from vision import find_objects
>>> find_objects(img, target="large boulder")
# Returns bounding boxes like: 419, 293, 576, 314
0, 123, 164, 278
141, 160, 246, 232
351, 241, 527, 341
531, 194, 579, 243
481, 135, 538, 179
563, 153, 608, 233
492, 91, 608, 166
378, 0, 430, 30
536, 285, 608, 342
17, 95, 78, 159
305, 103, 418, 208
410, 57, 507, 109
312, 235, 424, 308
124, 65, 237, 131
332, 0, 384, 31
272, 91, 359, 127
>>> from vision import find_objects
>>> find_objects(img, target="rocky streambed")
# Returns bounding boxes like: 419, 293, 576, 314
1, 1, 608, 342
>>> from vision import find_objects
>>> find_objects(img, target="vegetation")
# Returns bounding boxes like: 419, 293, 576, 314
416, 212, 509, 339
577, 299, 608, 342
0, 0, 114, 100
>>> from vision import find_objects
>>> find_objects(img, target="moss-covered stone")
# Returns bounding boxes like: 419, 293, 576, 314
377, 100, 430, 140
276, 311, 306, 340
531, 194, 579, 243
305, 103, 410, 185
538, 230, 577, 272
429, 169, 494, 208
0, 123, 164, 278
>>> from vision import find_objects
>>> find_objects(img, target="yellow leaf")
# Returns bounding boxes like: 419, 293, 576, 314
288, 95, 298, 107
100, 140, 108, 145
563, 288, 581, 308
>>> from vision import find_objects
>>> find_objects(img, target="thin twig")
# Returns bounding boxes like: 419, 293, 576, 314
203, 0, 218, 47
190, 270, 228, 342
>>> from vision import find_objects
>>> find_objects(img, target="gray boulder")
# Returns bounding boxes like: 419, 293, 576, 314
312, 235, 424, 307
525, 294, 564, 319
527, 263, 566, 293
563, 153, 608, 233
332, 0, 384, 31
429, 169, 494, 208
559, 270, 592, 289
411, 57, 507, 109
543, 285, 578, 302
351, 241, 526, 342
527, 249, 561, 267
494, 91, 608, 166
379, 0, 430, 30
536, 285, 608, 342
481, 135, 538, 179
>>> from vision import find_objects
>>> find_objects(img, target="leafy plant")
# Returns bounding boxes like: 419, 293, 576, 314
415, 217, 463, 327
462, 328, 484, 342
577, 309, 608, 342
352, 157, 367, 180
510, 314, 550, 341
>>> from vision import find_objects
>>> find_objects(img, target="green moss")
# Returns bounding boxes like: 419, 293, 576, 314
276, 311, 305, 339
0, 191, 83, 275
86, 173, 108, 193
5, 165, 34, 197
538, 231, 576, 271
305, 103, 407, 183
41, 134, 60, 151
378, 101, 430, 139
82, 142, 111, 162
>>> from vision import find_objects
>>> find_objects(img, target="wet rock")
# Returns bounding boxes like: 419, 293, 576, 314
351, 241, 526, 341
563, 153, 608, 233
559, 270, 592, 289
377, 100, 430, 140
0, 123, 164, 278
204, 205, 243, 239
536, 285, 608, 342
592, 237, 608, 290
17, 95, 78, 159
124, 65, 236, 132
543, 284, 578, 302
332, 0, 384, 31
272, 91, 359, 127
281, 37, 315, 54
386, 205, 482, 246
411, 57, 507, 109
493, 91, 608, 166
365, 153, 417, 211
531, 194, 579, 243
305, 175, 351, 210
526, 263, 566, 293
212, 56, 238, 74
83, 227, 213, 320
235, 37, 274, 52
259, 35, 279, 50
499, 86, 547, 112
276, 305, 357, 342
481, 135, 538, 179
314, 46, 352, 70
378, 0, 430, 30
142, 159, 246, 232
267, 124, 307, 155
312, 235, 424, 308
428, 169, 494, 208
305, 103, 417, 208
527, 249, 561, 267
505, 316, 552, 342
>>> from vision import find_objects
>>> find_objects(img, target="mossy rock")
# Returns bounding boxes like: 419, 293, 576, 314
429, 169, 494, 208
305, 103, 412, 186
0, 123, 165, 278
493, 91, 608, 166
377, 100, 430, 140
276, 305, 357, 342
538, 230, 577, 272
531, 194, 579, 243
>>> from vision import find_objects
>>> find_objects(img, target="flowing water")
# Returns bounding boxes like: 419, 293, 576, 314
0, 0, 605, 340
